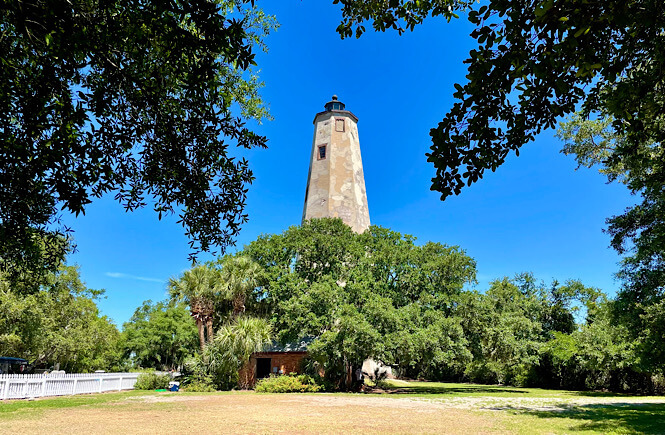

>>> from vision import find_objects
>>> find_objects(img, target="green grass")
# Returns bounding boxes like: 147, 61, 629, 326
380, 379, 632, 398
0, 389, 254, 420
0, 390, 153, 418
378, 380, 665, 434
504, 403, 665, 434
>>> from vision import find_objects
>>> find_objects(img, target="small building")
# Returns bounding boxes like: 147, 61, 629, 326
239, 337, 313, 388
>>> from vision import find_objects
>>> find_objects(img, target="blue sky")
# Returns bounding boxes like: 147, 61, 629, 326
63, 2, 635, 326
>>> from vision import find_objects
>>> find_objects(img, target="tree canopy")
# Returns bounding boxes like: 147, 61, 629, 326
3, 218, 659, 392
237, 218, 661, 391
335, 1, 665, 364
121, 300, 198, 370
336, 0, 664, 201
0, 265, 121, 372
557, 113, 665, 370
0, 0, 277, 278
243, 218, 478, 389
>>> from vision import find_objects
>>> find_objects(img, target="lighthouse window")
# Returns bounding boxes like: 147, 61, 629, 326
335, 119, 345, 132
318, 145, 327, 160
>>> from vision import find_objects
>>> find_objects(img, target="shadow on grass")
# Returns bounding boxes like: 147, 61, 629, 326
572, 390, 634, 398
379, 385, 529, 396
508, 403, 665, 434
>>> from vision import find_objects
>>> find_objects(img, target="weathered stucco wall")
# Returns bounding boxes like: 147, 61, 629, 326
302, 110, 370, 233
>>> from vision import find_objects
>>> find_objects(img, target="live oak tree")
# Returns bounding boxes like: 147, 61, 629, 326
0, 0, 277, 280
243, 218, 477, 389
335, 0, 665, 369
121, 300, 199, 370
0, 265, 121, 372
557, 114, 665, 372
335, 0, 664, 201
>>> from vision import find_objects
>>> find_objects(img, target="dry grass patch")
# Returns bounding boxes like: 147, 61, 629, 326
4, 382, 665, 434
4, 392, 503, 434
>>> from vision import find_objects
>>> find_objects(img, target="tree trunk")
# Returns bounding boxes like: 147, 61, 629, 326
232, 295, 245, 319
206, 317, 214, 343
196, 318, 206, 353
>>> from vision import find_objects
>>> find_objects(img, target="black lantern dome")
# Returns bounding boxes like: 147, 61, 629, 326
324, 95, 345, 111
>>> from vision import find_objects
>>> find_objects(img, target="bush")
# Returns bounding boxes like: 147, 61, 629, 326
134, 373, 171, 390
255, 374, 321, 393
369, 367, 390, 390
182, 379, 217, 392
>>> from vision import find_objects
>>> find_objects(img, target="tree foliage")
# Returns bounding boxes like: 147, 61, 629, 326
336, 1, 665, 380
243, 218, 477, 389
217, 255, 263, 318
334, 0, 471, 38
543, 304, 642, 391
0, 265, 121, 372
121, 300, 198, 370
186, 316, 271, 389
557, 113, 665, 370
168, 264, 222, 352
0, 0, 277, 277
336, 1, 664, 202
241, 220, 660, 391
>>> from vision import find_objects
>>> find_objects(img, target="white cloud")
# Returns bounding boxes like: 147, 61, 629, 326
105, 272, 164, 283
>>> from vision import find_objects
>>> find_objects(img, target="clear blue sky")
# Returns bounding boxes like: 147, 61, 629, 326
63, 2, 635, 327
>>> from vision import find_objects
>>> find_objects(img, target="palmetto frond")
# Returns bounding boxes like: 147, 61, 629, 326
217, 256, 263, 317
168, 265, 221, 315
204, 316, 272, 375
168, 264, 222, 351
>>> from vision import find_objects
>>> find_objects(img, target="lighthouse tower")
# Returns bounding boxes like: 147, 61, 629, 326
302, 96, 370, 233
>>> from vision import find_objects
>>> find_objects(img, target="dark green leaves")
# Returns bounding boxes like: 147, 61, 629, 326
334, 0, 471, 38
336, 0, 664, 207
0, 0, 276, 271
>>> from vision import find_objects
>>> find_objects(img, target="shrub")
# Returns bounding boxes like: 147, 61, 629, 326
182, 379, 217, 392
255, 374, 321, 393
181, 317, 272, 391
369, 367, 390, 390
134, 373, 171, 390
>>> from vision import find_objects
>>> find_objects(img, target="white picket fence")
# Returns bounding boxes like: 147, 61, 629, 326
0, 372, 140, 400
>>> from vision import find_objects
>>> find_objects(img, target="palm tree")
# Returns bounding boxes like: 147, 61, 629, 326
218, 256, 262, 319
204, 316, 272, 389
168, 265, 220, 352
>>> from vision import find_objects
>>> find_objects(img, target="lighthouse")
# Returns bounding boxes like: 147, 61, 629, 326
302, 96, 370, 233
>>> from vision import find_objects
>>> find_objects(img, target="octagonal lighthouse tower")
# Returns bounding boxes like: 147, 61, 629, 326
302, 96, 370, 233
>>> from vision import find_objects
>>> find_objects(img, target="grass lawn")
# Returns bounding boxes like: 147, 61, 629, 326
1, 381, 664, 434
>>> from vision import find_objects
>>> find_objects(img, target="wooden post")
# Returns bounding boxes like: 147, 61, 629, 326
118, 376, 123, 391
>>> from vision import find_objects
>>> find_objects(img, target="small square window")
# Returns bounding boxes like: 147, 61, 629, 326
318, 145, 327, 160
335, 119, 345, 132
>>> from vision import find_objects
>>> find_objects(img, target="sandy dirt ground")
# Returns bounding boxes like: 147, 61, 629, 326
4, 392, 665, 434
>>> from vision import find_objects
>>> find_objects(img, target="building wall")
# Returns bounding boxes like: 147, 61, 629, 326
238, 352, 308, 388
